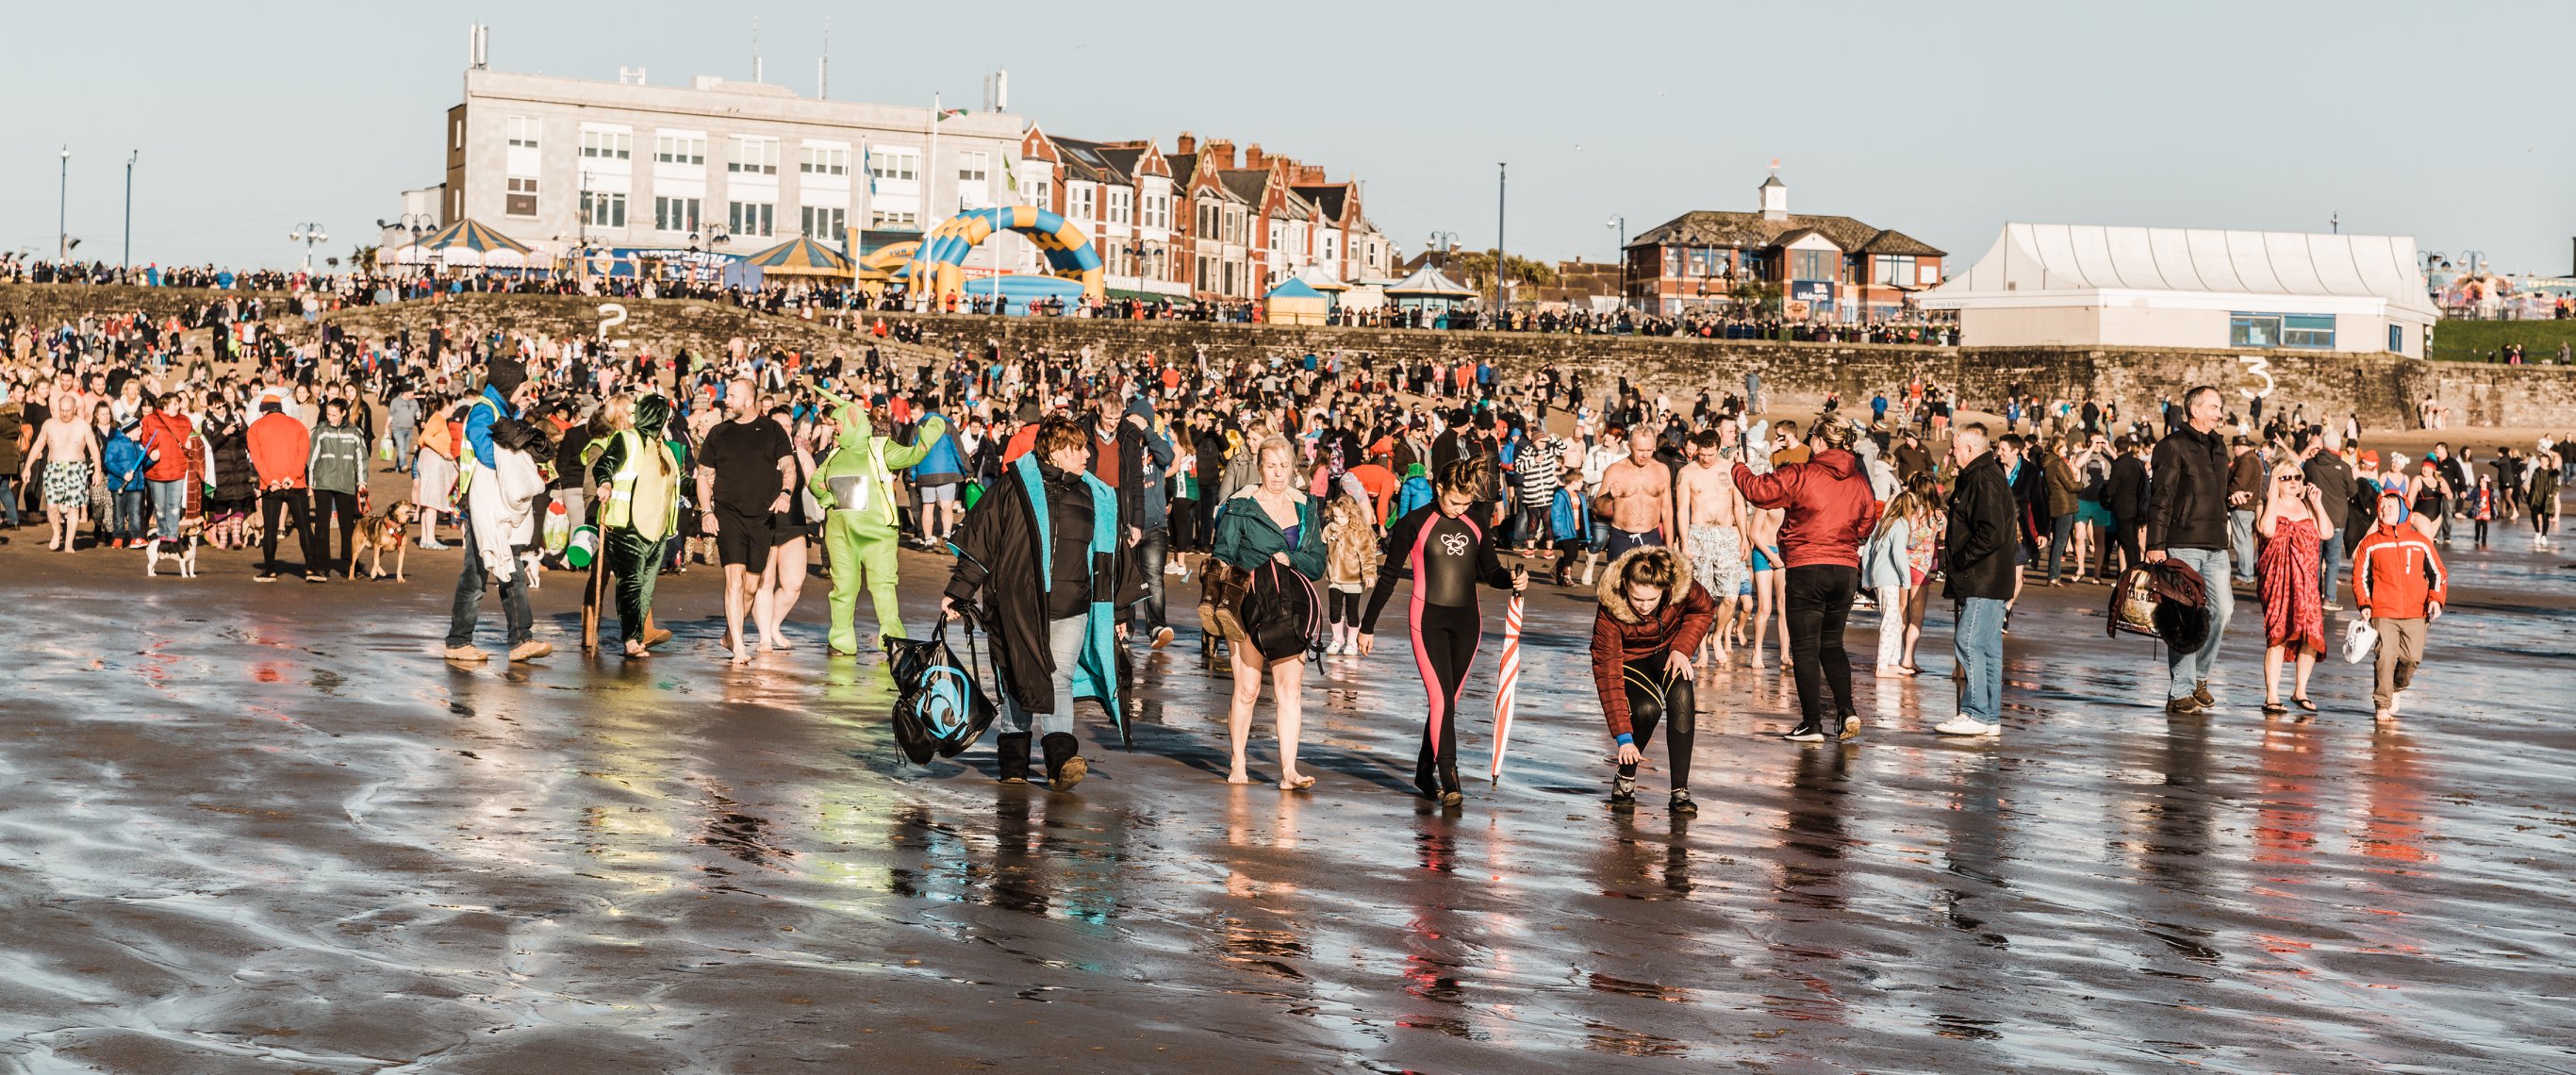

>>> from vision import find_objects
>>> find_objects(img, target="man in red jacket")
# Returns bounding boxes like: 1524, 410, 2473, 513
1733, 420, 1883, 742
2352, 490, 2448, 722
246, 400, 318, 582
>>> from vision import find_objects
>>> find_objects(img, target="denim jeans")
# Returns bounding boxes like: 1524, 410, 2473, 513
2228, 508, 2258, 582
446, 525, 534, 649
113, 489, 146, 542
2317, 529, 2344, 607
1134, 527, 1169, 635
149, 479, 185, 540
2161, 546, 2234, 699
999, 615, 1085, 737
0, 473, 21, 527
1954, 596, 2006, 722
2045, 512, 2075, 584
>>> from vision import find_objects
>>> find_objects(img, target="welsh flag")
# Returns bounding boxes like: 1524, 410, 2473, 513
935, 108, 966, 121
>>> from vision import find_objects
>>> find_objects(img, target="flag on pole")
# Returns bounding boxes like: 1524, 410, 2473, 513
935, 108, 966, 122
1490, 592, 1525, 784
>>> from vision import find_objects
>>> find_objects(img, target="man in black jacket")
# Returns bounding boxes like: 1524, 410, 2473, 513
2104, 436, 2150, 574
1938, 423, 2014, 737
2299, 430, 2355, 609
2145, 386, 2239, 714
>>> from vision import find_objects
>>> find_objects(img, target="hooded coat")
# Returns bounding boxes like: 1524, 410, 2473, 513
810, 387, 945, 527
1730, 447, 1882, 570
945, 455, 1147, 732
1588, 546, 1717, 739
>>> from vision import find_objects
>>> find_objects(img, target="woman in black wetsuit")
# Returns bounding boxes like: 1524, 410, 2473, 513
1360, 456, 1527, 805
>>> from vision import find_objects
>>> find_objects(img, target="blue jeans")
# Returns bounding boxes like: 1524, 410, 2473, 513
2045, 512, 2075, 584
2161, 547, 2234, 699
2228, 508, 2258, 582
1954, 597, 2006, 722
0, 474, 18, 527
149, 479, 185, 540
112, 489, 146, 542
999, 615, 1085, 737
2318, 529, 2344, 607
446, 525, 534, 649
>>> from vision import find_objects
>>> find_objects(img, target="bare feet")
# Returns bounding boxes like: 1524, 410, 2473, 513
1224, 767, 1254, 786
1279, 773, 1314, 791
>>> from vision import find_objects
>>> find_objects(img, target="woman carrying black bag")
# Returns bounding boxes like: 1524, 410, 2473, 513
1211, 435, 1328, 789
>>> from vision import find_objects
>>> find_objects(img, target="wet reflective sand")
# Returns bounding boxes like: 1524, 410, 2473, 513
3, 540, 2571, 1071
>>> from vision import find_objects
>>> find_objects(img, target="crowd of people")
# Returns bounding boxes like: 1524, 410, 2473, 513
4, 266, 2568, 812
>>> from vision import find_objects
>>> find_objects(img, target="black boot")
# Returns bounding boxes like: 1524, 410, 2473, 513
1609, 772, 1638, 808
1041, 732, 1087, 790
996, 733, 1032, 785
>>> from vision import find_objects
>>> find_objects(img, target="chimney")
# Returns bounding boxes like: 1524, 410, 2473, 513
1207, 139, 1236, 171
1244, 143, 1266, 172
1759, 159, 1788, 222
1175, 132, 1196, 157
1296, 164, 1326, 185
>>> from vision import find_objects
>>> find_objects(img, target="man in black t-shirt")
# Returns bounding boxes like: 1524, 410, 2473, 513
695, 378, 795, 662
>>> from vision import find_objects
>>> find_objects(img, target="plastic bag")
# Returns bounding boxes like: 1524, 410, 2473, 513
2342, 617, 2378, 665
884, 620, 998, 764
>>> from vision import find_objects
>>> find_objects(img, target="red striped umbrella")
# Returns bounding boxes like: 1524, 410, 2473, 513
1490, 592, 1525, 784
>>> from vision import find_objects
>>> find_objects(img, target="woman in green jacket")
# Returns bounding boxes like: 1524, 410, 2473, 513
1211, 435, 1328, 789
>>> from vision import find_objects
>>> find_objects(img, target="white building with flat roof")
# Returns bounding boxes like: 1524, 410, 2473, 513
440, 67, 1030, 269
1919, 223, 2437, 356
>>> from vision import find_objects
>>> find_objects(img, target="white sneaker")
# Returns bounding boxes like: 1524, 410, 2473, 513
1934, 716, 2002, 737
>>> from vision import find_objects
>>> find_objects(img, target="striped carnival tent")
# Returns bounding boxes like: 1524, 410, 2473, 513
377, 219, 540, 270
737, 235, 856, 278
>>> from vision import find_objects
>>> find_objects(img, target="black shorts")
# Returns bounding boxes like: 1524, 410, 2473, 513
713, 504, 776, 567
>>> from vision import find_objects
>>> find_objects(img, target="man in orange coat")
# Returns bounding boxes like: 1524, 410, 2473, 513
2352, 489, 2449, 722
246, 400, 318, 582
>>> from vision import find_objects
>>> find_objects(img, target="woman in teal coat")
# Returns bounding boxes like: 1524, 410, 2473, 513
1210, 435, 1328, 789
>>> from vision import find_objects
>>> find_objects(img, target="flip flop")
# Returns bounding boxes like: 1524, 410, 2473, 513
2292, 697, 2317, 713
2262, 700, 2289, 715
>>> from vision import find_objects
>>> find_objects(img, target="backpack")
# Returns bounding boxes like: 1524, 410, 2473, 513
883, 620, 999, 765
1239, 561, 1325, 663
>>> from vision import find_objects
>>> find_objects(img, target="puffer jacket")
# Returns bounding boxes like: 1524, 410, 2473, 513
2146, 424, 2230, 551
1731, 448, 1883, 570
1589, 546, 1717, 740
1321, 500, 1379, 587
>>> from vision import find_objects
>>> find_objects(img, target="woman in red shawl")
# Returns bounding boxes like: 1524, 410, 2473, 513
2257, 461, 2329, 713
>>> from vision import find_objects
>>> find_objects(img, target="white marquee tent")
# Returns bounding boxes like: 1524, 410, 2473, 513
1919, 223, 2437, 356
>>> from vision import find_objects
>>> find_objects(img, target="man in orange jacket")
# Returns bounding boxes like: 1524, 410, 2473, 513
2352, 489, 2448, 722
246, 400, 318, 582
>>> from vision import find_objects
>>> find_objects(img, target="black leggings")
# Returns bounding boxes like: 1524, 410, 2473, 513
1784, 564, 1859, 725
1411, 602, 1479, 792
1619, 654, 1696, 788
1329, 587, 1362, 628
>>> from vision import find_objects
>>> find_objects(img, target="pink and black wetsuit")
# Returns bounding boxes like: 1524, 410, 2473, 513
1363, 504, 1517, 797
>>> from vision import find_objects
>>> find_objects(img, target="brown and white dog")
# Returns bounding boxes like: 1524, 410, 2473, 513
147, 521, 204, 579
356, 502, 418, 581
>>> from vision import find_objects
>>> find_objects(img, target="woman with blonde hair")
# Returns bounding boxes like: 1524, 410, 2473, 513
1864, 471, 1942, 677
1211, 435, 1329, 788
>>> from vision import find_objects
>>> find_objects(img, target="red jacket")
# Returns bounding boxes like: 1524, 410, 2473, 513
1590, 547, 1716, 739
136, 411, 194, 482
1732, 448, 1882, 570
2353, 522, 2448, 620
246, 411, 310, 490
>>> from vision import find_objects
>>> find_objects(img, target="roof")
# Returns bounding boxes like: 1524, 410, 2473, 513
739, 235, 854, 275
1219, 169, 1271, 207
1384, 264, 1476, 297
1294, 184, 1351, 221
1630, 210, 1944, 257
1265, 278, 1326, 300
1920, 223, 2437, 320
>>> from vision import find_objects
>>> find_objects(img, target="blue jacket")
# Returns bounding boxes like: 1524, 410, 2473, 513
105, 432, 149, 492
910, 409, 966, 481
464, 384, 515, 470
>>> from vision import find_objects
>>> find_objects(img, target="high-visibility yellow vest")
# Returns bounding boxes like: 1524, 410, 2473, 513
602, 428, 680, 541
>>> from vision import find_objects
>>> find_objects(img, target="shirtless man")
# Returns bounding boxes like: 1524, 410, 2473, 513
20, 386, 103, 553
1674, 427, 1750, 665
1745, 420, 1793, 670
1597, 425, 1674, 562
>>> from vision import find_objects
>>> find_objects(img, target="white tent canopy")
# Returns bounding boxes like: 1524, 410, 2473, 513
1923, 223, 2436, 319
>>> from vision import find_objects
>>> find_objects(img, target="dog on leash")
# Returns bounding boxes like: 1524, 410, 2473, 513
147, 521, 204, 579
356, 502, 419, 581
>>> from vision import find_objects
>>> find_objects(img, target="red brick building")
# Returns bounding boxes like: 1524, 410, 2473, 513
1626, 169, 1943, 321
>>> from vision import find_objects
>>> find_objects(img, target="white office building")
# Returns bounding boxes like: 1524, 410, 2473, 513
438, 66, 1031, 270
1919, 223, 2437, 356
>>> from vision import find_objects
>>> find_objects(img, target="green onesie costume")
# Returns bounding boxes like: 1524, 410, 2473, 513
810, 388, 948, 654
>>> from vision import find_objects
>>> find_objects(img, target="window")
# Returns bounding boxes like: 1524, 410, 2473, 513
2283, 314, 2335, 349
1069, 186, 1095, 222
869, 148, 919, 182
801, 206, 846, 238
579, 190, 627, 228
729, 138, 779, 174
1874, 255, 1914, 285
1196, 255, 1214, 289
1107, 189, 1132, 225
654, 134, 706, 165
2389, 323, 2404, 354
2230, 312, 2334, 349
1268, 221, 1282, 249
868, 208, 919, 230
956, 151, 989, 183
2230, 314, 2281, 348
654, 196, 702, 232
1143, 192, 1170, 230
1197, 202, 1218, 236
728, 200, 774, 238
1791, 248, 1833, 282
1027, 176, 1050, 210
799, 145, 850, 175
506, 116, 538, 148
1225, 208, 1244, 244
504, 176, 537, 217
580, 129, 633, 159
452, 119, 463, 151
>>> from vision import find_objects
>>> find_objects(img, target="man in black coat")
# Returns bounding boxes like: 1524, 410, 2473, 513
1939, 423, 2015, 737
2104, 436, 2151, 573
2145, 386, 2238, 715
2299, 430, 2355, 609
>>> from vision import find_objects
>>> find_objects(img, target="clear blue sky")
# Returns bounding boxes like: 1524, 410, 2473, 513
9, 1, 2570, 275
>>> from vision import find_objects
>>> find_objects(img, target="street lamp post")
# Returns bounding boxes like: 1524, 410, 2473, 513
124, 151, 138, 274
289, 223, 330, 273
57, 145, 71, 263
1606, 215, 1626, 309
1494, 163, 1508, 319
